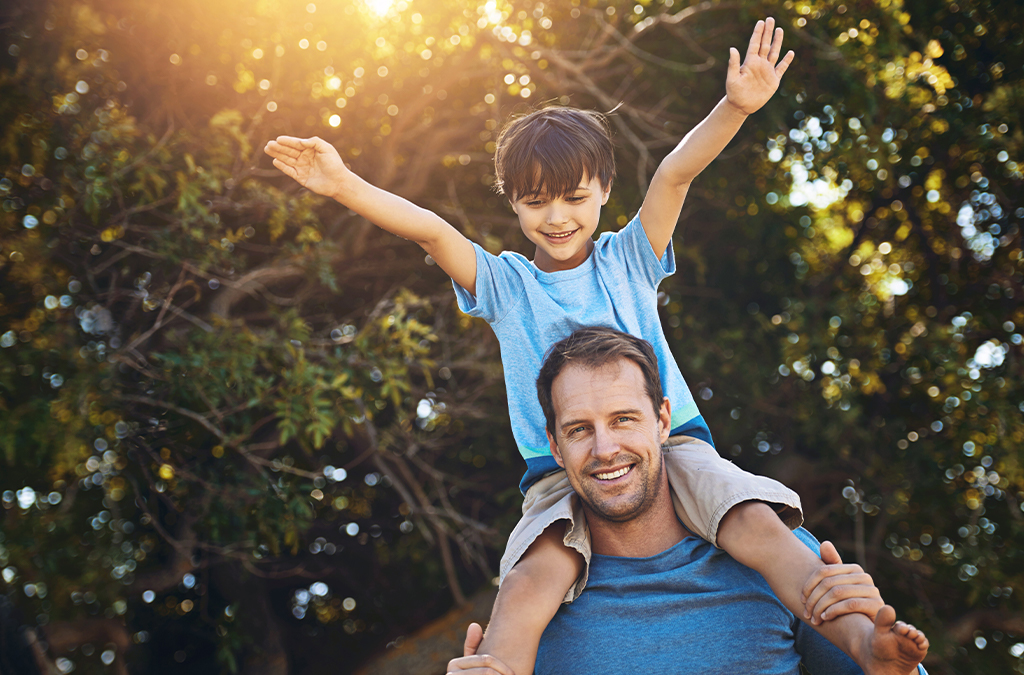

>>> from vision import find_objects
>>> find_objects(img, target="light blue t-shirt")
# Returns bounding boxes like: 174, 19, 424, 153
536, 528, 929, 675
453, 215, 712, 492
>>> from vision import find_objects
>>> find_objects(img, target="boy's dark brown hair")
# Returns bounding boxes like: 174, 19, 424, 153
536, 326, 663, 437
493, 107, 616, 200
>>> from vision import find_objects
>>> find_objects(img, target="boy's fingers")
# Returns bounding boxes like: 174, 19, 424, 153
767, 27, 784, 63
273, 135, 309, 150
265, 141, 301, 160
728, 47, 741, 78
775, 50, 795, 78
759, 17, 775, 57
746, 20, 765, 59
271, 158, 299, 181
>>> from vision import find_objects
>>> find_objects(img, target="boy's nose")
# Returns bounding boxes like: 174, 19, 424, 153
546, 205, 569, 226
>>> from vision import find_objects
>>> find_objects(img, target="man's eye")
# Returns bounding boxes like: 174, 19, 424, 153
616, 416, 632, 423
569, 426, 586, 435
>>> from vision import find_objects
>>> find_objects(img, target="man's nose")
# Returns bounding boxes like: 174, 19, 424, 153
591, 425, 620, 460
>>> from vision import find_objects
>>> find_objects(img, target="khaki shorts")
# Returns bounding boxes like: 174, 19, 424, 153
499, 435, 803, 603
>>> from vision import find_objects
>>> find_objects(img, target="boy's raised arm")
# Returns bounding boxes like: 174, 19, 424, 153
637, 17, 794, 257
264, 136, 479, 294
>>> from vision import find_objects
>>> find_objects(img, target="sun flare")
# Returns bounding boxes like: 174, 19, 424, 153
365, 0, 394, 17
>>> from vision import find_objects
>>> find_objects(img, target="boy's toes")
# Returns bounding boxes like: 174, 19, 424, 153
874, 604, 897, 632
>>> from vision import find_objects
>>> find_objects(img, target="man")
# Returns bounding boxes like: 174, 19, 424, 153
448, 327, 928, 675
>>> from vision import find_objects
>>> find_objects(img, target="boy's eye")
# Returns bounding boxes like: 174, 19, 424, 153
566, 196, 585, 203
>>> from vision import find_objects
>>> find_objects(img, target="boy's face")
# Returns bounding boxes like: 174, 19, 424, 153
510, 175, 611, 273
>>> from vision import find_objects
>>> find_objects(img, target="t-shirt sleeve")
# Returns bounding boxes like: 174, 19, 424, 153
451, 242, 524, 324
604, 214, 676, 289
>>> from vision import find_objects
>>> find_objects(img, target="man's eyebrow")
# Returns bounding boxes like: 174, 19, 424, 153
558, 408, 644, 432
558, 417, 589, 432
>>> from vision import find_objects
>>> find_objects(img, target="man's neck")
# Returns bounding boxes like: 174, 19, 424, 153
586, 492, 689, 558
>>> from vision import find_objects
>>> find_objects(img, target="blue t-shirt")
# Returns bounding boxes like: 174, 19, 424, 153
454, 216, 712, 492
536, 528, 929, 675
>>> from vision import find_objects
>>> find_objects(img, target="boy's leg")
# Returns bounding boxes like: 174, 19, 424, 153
663, 438, 926, 673
479, 523, 584, 675
660, 435, 803, 543
718, 503, 926, 674
480, 470, 589, 675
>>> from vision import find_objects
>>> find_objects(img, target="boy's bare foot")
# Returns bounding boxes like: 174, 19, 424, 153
860, 605, 928, 675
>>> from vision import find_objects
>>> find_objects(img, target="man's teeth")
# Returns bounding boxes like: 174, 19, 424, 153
595, 466, 630, 480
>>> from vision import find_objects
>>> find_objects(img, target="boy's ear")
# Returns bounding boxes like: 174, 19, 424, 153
547, 429, 564, 467
600, 182, 611, 205
509, 198, 518, 214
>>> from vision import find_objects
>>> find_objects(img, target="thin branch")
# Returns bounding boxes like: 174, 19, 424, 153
114, 119, 175, 178
122, 395, 226, 440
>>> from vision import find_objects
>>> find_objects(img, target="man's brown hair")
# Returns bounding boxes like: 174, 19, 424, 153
536, 327, 663, 436
493, 107, 616, 200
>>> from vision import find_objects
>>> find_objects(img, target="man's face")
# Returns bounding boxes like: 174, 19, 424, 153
546, 359, 671, 523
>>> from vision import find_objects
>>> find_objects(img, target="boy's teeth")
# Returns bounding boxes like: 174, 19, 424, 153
595, 466, 630, 480
548, 231, 572, 238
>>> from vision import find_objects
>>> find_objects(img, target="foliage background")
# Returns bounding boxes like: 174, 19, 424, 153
1, 0, 1022, 673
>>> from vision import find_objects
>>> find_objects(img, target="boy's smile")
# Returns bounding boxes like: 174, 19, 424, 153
511, 175, 611, 273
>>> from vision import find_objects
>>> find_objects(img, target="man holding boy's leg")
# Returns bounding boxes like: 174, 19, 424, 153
448, 328, 929, 675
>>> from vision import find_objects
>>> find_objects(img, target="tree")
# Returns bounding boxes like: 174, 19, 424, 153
1, 0, 1020, 673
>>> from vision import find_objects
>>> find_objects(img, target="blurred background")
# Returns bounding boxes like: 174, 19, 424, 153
0, 0, 1021, 673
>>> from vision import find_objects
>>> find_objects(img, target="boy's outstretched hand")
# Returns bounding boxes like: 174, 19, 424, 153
264, 136, 349, 199
726, 17, 795, 116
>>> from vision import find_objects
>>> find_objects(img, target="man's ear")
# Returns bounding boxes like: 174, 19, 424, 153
547, 429, 564, 467
657, 397, 671, 444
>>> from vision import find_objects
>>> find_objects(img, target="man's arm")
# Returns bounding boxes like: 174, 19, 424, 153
637, 17, 794, 256
264, 136, 478, 294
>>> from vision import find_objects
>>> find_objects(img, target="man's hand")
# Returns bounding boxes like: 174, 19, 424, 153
800, 541, 884, 625
726, 17, 795, 116
446, 623, 516, 675
263, 136, 350, 199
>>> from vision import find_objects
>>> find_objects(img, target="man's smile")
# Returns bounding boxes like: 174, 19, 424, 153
593, 464, 635, 481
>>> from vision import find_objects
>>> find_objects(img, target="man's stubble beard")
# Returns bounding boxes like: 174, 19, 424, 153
575, 449, 664, 524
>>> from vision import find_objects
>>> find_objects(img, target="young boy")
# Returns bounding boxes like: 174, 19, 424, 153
267, 18, 926, 675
